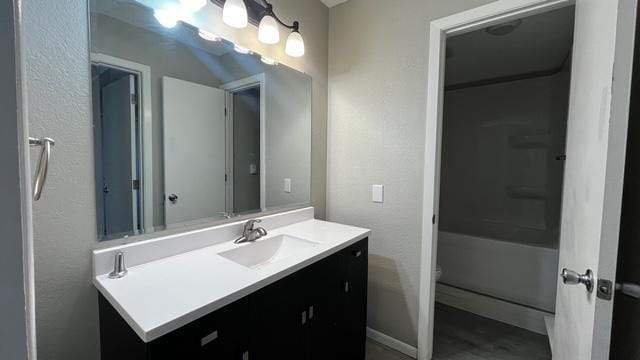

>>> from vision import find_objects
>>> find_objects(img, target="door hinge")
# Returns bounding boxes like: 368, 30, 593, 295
132, 179, 140, 190
597, 278, 613, 300
131, 93, 138, 105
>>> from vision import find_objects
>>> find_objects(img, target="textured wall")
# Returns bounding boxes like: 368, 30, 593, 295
22, 0, 101, 358
21, 0, 328, 358
0, 1, 29, 358
327, 0, 494, 346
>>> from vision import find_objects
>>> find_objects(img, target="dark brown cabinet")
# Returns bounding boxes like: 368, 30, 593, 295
99, 238, 368, 360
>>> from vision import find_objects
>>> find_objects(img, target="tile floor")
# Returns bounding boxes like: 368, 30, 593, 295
366, 303, 551, 360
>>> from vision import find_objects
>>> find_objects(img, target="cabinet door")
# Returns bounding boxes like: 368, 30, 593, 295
249, 272, 306, 360
149, 298, 249, 360
304, 254, 344, 360
340, 239, 368, 360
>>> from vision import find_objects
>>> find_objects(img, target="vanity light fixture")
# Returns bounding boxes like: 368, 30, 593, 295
260, 56, 278, 66
233, 44, 253, 54
255, 1, 305, 57
198, 29, 222, 42
285, 24, 305, 58
223, 0, 248, 28
258, 5, 280, 45
154, 8, 179, 28
179, 0, 207, 13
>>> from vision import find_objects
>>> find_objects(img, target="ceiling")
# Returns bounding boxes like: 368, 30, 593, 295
445, 6, 575, 87
321, 0, 349, 8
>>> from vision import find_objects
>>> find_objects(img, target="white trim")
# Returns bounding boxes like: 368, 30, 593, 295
90, 53, 154, 232
366, 327, 418, 359
417, 1, 574, 359
435, 284, 553, 335
220, 74, 267, 211
544, 315, 555, 354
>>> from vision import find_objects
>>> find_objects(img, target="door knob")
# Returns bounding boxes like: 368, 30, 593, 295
168, 194, 178, 204
561, 268, 594, 293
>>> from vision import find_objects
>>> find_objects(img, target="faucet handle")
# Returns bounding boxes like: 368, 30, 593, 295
244, 219, 262, 231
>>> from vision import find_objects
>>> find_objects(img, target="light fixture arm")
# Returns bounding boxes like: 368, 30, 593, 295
259, 0, 300, 31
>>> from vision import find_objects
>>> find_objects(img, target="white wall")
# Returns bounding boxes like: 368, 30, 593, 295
20, 0, 328, 358
439, 73, 570, 243
327, 0, 494, 346
0, 1, 31, 358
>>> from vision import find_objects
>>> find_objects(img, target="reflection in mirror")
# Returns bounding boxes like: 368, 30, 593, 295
90, 0, 311, 240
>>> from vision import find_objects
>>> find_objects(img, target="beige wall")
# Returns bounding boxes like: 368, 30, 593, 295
327, 0, 494, 346
21, 0, 328, 358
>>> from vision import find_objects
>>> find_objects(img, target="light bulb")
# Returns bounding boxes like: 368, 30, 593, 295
260, 56, 278, 66
223, 0, 248, 29
233, 44, 252, 55
285, 31, 305, 57
258, 15, 280, 44
179, 0, 207, 13
198, 29, 221, 42
154, 8, 179, 28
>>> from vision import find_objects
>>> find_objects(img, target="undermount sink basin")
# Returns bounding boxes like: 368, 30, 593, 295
218, 234, 319, 269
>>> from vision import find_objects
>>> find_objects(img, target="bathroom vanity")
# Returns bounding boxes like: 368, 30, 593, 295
94, 208, 369, 360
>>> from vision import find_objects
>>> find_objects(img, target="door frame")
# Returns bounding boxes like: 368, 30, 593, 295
90, 53, 154, 232
417, 1, 576, 359
220, 74, 267, 212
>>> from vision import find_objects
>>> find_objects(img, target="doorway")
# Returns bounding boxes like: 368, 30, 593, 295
231, 86, 261, 214
92, 64, 142, 239
221, 74, 267, 214
431, 6, 573, 359
418, 0, 637, 359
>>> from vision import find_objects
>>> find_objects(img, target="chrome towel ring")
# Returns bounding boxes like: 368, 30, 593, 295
29, 136, 55, 201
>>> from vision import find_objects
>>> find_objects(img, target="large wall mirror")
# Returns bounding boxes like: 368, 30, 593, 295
90, 0, 312, 240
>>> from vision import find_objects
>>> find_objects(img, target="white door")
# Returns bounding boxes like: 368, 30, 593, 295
162, 76, 226, 225
101, 74, 138, 236
553, 1, 636, 358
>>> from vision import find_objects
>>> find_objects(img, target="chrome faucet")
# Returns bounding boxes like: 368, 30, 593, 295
234, 219, 268, 244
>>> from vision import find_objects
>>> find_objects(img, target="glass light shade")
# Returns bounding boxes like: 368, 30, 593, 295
179, 0, 207, 12
258, 15, 280, 44
154, 9, 179, 28
198, 29, 221, 42
260, 56, 278, 66
285, 31, 305, 57
233, 44, 252, 54
223, 0, 248, 29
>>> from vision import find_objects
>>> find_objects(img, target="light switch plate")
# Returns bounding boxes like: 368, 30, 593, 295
372, 185, 384, 203
284, 178, 292, 193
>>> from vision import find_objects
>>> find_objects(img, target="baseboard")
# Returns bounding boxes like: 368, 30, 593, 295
544, 315, 555, 354
435, 283, 553, 335
366, 327, 418, 359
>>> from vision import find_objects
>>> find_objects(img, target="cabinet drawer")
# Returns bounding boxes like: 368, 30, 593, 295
150, 298, 249, 359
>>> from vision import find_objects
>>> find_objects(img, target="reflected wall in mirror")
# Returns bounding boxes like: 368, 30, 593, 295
90, 0, 312, 240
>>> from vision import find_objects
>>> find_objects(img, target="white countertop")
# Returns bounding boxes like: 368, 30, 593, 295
94, 218, 370, 342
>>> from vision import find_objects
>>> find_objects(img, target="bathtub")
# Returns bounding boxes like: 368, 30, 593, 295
437, 229, 559, 313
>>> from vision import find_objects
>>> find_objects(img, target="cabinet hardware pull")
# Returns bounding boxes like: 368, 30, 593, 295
354, 250, 362, 257
301, 310, 307, 325
344, 281, 350, 293
200, 330, 218, 347
309, 306, 314, 319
